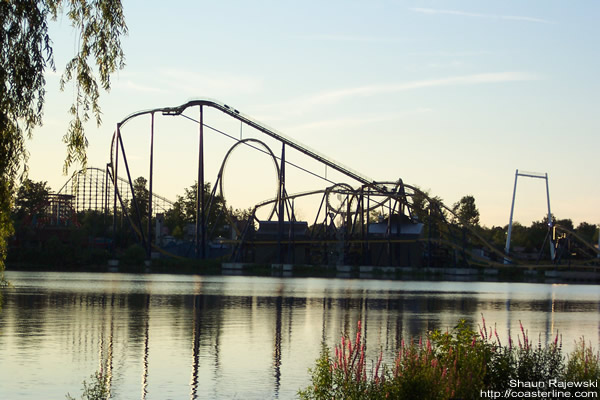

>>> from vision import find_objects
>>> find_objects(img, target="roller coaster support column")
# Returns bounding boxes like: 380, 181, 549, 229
505, 170, 518, 264
544, 173, 555, 261
104, 164, 109, 226
119, 129, 147, 249
360, 186, 366, 265
112, 124, 121, 257
147, 112, 155, 260
196, 106, 206, 259
278, 143, 286, 263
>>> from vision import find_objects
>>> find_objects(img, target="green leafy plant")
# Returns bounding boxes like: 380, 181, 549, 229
300, 317, 595, 400
299, 321, 386, 400
564, 338, 600, 396
66, 371, 109, 400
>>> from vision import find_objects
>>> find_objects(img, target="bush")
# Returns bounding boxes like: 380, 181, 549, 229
299, 317, 597, 400
564, 338, 600, 396
121, 244, 146, 266
298, 321, 385, 400
512, 321, 564, 389
66, 371, 109, 400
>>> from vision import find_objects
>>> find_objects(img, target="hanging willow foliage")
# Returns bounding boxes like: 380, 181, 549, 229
0, 0, 127, 278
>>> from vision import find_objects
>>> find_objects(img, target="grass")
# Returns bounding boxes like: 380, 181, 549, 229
299, 316, 600, 400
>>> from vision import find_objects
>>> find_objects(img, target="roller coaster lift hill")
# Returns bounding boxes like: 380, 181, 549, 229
67, 98, 596, 269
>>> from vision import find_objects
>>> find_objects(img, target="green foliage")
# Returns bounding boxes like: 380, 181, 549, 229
164, 181, 229, 239
298, 345, 334, 400
65, 371, 110, 400
13, 178, 51, 219
128, 176, 149, 222
452, 195, 480, 227
78, 210, 109, 238
575, 222, 597, 244
300, 317, 594, 400
0, 0, 127, 280
0, 179, 11, 283
388, 338, 447, 400
58, 0, 128, 172
429, 320, 488, 399
45, 235, 66, 266
513, 322, 564, 385
121, 243, 146, 266
564, 339, 600, 396
299, 321, 385, 400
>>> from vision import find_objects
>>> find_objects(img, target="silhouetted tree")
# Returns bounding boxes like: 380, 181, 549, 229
13, 179, 51, 220
164, 182, 228, 239
452, 195, 480, 226
575, 222, 596, 243
129, 176, 149, 221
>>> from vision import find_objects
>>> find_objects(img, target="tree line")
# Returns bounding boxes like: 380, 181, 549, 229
9, 178, 599, 267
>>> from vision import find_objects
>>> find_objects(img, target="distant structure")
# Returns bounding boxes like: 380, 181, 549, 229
98, 99, 598, 269
107, 99, 436, 265
57, 166, 174, 215
504, 169, 554, 263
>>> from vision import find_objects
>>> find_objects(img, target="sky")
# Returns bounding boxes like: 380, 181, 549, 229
26, 0, 600, 228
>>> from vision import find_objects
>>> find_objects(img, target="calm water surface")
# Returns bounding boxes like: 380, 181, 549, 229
0, 271, 599, 399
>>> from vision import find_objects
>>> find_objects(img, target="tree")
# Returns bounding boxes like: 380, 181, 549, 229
13, 179, 51, 220
575, 222, 597, 244
129, 176, 149, 221
164, 182, 229, 239
527, 217, 552, 252
0, 0, 127, 280
555, 218, 574, 231
410, 187, 447, 225
452, 195, 480, 227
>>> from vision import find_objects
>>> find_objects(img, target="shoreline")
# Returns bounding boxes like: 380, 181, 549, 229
6, 261, 600, 285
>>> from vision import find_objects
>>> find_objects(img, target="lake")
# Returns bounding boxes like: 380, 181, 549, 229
0, 271, 599, 399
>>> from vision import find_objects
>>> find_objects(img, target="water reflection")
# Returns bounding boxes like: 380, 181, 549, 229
0, 272, 598, 399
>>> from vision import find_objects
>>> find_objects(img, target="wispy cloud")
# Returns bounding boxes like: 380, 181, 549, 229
410, 7, 553, 24
252, 71, 539, 122
116, 80, 168, 94
405, 50, 493, 58
285, 110, 431, 133
159, 69, 263, 96
307, 72, 539, 105
297, 34, 408, 43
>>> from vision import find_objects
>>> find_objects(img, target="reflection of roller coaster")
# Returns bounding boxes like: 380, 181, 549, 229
105, 98, 598, 268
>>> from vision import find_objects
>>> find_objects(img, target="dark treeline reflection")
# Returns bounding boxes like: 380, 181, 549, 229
7, 289, 600, 344
1, 274, 599, 399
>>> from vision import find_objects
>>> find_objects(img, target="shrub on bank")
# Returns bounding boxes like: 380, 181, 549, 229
299, 317, 600, 400
120, 244, 146, 266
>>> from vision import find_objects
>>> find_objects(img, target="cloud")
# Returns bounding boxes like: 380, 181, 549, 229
307, 72, 540, 105
159, 69, 263, 96
410, 7, 553, 24
252, 72, 538, 122
285, 108, 432, 133
117, 80, 167, 94
297, 34, 408, 43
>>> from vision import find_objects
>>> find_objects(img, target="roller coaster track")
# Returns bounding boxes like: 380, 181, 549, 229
113, 98, 375, 188
107, 98, 599, 268
554, 224, 600, 257
58, 166, 174, 215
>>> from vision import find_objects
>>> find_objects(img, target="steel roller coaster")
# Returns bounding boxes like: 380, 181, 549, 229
97, 98, 597, 269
